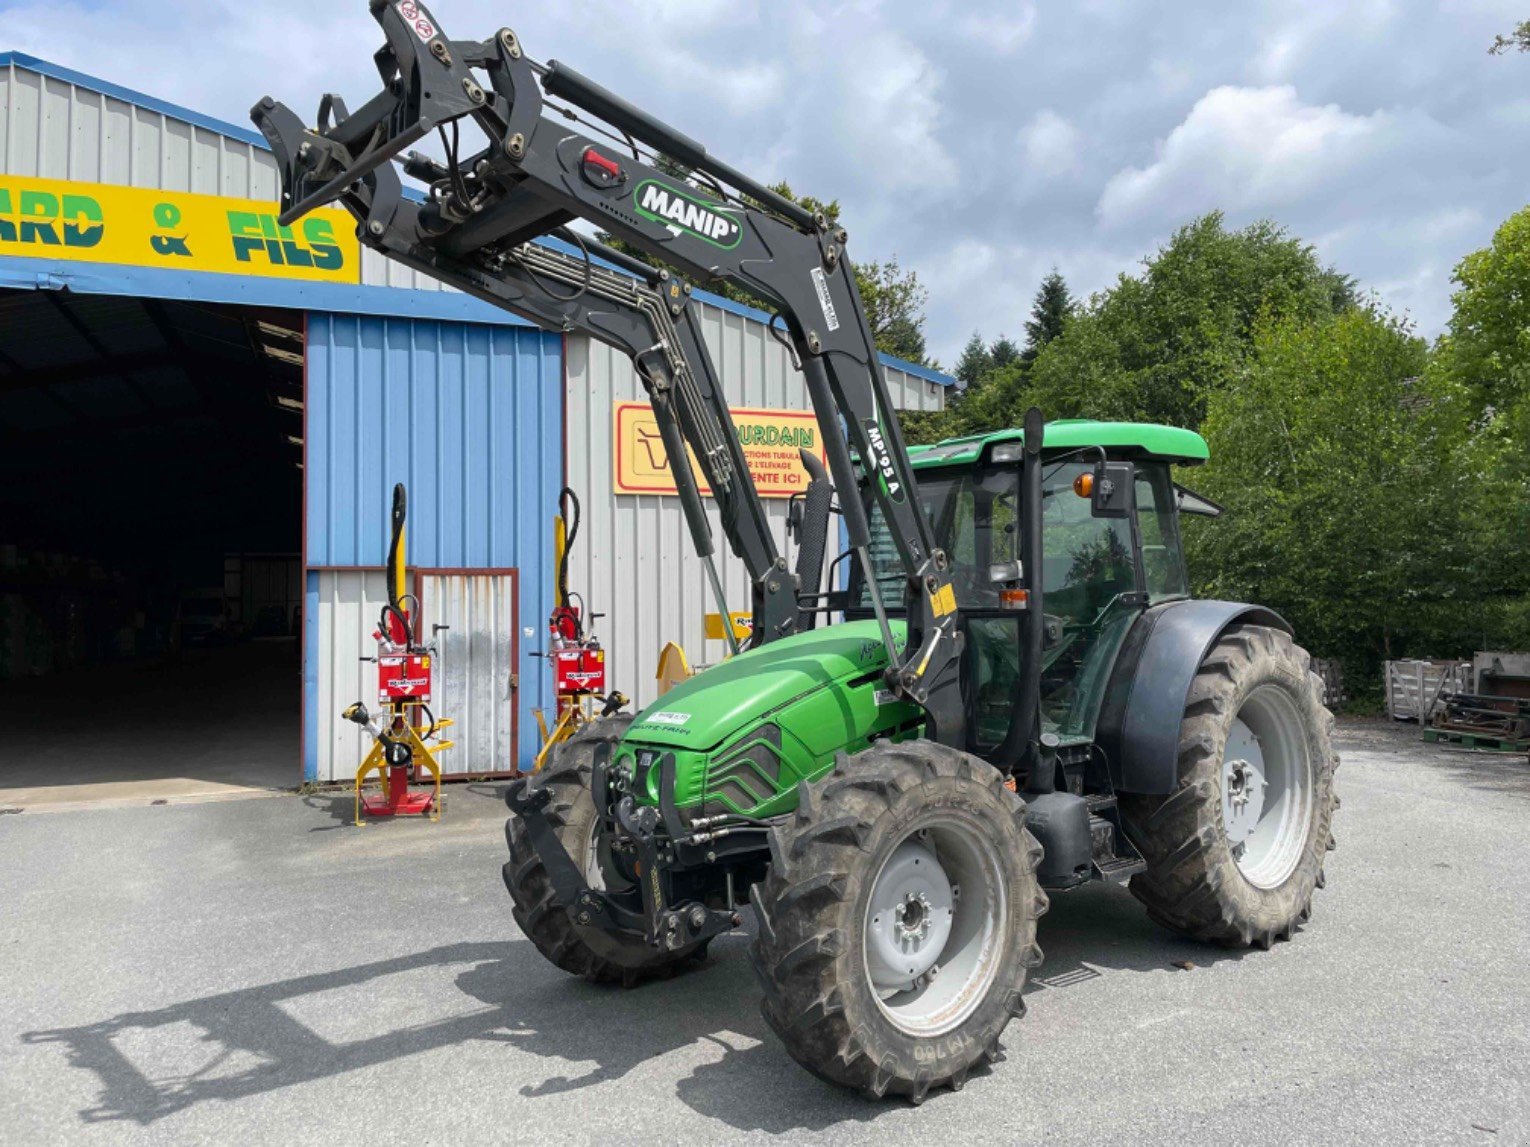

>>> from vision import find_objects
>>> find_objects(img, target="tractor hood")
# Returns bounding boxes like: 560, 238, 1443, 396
626, 620, 908, 753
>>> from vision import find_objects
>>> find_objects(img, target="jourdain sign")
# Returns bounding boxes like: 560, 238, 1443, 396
0, 175, 360, 284
614, 401, 826, 498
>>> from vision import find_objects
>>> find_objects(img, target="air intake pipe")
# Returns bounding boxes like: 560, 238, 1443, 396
792, 450, 834, 632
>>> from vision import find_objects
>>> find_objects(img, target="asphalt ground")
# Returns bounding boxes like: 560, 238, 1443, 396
1, 720, 1526, 1145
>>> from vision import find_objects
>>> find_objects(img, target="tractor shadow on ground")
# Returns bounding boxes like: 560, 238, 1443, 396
667, 881, 1259, 1132
21, 881, 1259, 1133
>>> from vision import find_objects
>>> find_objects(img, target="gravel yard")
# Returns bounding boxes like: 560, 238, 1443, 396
1, 719, 1525, 1144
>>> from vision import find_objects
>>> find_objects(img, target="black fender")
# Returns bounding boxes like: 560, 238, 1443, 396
1095, 600, 1292, 796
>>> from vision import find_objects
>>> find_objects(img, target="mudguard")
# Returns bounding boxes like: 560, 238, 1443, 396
1095, 600, 1292, 796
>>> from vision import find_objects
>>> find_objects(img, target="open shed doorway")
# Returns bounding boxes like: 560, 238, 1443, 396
0, 289, 304, 808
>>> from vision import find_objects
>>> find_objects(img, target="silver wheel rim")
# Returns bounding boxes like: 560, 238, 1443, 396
1222, 683, 1314, 889
583, 819, 606, 890
862, 815, 1008, 1038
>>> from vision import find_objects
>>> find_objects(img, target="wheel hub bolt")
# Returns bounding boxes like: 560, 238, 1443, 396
894, 891, 933, 945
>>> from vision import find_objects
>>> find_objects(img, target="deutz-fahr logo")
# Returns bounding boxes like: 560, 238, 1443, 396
634, 180, 742, 249
862, 420, 906, 503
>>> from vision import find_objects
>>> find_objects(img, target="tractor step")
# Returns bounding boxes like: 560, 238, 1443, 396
1084, 792, 1117, 813
1094, 855, 1147, 881
1087, 811, 1146, 882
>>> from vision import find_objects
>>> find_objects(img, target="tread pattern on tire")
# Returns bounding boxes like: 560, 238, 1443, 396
503, 715, 704, 987
1121, 624, 1339, 948
748, 740, 1046, 1103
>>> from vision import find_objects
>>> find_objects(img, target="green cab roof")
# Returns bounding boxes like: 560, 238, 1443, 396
907, 419, 1209, 469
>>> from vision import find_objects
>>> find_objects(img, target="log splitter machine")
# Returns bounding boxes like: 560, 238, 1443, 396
342, 483, 455, 824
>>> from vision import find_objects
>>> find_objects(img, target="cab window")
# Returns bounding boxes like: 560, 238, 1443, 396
1134, 463, 1189, 600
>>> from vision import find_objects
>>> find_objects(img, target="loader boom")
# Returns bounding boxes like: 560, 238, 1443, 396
253, 0, 967, 743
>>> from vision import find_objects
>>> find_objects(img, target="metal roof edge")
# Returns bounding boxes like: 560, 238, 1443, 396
1, 51, 272, 151
0, 254, 538, 328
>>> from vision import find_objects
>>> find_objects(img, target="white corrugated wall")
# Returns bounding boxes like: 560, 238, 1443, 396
0, 60, 445, 292
565, 302, 947, 714
312, 570, 523, 782
314, 571, 391, 784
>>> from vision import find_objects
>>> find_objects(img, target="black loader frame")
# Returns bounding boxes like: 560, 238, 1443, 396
250, 0, 1013, 753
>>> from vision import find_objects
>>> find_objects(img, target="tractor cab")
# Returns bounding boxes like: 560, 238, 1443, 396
849, 420, 1211, 761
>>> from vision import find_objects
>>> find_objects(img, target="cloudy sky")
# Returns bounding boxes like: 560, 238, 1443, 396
7, 0, 1528, 364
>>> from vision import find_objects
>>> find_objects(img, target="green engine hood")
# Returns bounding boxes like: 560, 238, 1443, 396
628, 620, 908, 752
621, 620, 922, 818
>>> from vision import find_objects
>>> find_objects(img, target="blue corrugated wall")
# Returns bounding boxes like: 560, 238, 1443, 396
304, 313, 564, 774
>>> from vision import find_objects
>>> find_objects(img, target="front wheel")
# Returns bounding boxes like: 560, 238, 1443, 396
749, 741, 1046, 1102
503, 715, 707, 985
1120, 624, 1338, 948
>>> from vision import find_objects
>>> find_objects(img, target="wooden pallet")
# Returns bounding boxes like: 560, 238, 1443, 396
1423, 728, 1530, 753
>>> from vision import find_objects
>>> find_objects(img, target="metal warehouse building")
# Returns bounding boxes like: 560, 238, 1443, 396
0, 54, 949, 797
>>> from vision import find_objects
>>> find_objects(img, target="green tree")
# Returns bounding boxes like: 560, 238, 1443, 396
1185, 305, 1450, 691
989, 336, 1021, 370
856, 255, 931, 364
988, 213, 1357, 431
1489, 20, 1530, 53
952, 331, 995, 387
1022, 269, 1071, 364
1424, 206, 1530, 629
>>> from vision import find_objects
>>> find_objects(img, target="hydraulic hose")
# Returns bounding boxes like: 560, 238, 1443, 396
557, 486, 580, 612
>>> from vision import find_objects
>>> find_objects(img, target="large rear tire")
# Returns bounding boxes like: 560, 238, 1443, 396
1120, 624, 1338, 948
503, 715, 706, 985
748, 741, 1046, 1102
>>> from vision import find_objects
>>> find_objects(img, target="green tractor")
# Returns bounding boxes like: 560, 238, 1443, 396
505, 419, 1336, 1099
254, 0, 1336, 1102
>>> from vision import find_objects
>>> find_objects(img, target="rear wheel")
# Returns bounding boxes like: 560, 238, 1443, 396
749, 740, 1046, 1102
503, 715, 706, 985
1121, 624, 1337, 947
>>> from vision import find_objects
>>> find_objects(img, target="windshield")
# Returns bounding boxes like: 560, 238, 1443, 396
852, 468, 1020, 610
848, 458, 1187, 745
851, 460, 1187, 612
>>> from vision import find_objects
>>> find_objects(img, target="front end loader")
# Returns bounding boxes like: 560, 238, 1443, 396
254, 0, 1337, 1102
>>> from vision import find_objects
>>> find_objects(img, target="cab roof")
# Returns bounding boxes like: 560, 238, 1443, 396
907, 419, 1209, 469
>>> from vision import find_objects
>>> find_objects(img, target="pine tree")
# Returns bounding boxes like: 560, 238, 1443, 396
989, 336, 1021, 369
1022, 270, 1072, 363
953, 332, 994, 388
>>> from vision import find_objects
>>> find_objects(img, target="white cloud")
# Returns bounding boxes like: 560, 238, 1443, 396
820, 28, 959, 192
2, 0, 1523, 362
956, 7, 1038, 53
1097, 85, 1392, 229
1019, 110, 1081, 177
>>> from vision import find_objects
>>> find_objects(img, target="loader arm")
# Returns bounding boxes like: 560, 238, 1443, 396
253, 116, 794, 648
252, 0, 965, 742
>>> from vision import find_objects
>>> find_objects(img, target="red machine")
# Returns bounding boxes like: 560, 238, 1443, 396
533, 489, 625, 770
341, 484, 453, 823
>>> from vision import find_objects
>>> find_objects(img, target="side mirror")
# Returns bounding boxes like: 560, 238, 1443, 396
1090, 461, 1136, 519
988, 559, 1023, 586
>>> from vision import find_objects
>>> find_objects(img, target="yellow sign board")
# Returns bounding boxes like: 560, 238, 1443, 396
614, 401, 825, 499
705, 612, 754, 642
0, 175, 360, 284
